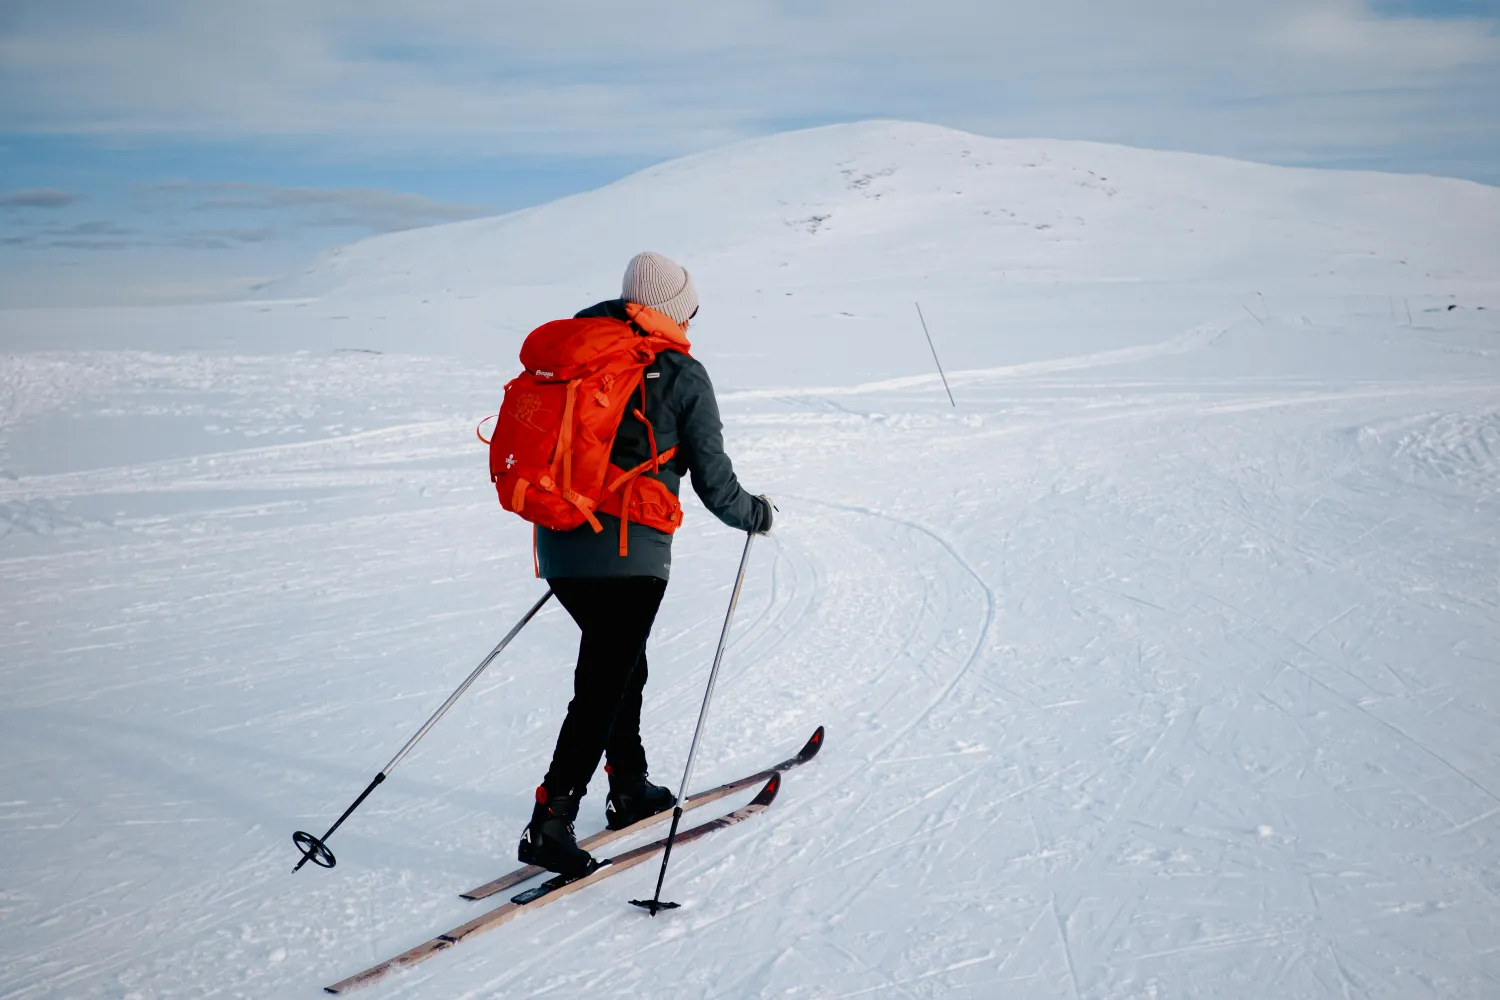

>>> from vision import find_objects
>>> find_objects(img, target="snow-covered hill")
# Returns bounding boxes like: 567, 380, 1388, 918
285, 120, 1495, 294
1, 122, 1498, 998
9, 120, 1498, 380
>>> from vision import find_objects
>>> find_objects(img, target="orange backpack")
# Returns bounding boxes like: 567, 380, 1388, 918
484, 302, 691, 557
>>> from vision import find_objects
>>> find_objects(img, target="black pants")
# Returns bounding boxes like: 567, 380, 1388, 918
542, 576, 668, 796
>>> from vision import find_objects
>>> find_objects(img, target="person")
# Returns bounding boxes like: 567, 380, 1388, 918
517, 251, 773, 876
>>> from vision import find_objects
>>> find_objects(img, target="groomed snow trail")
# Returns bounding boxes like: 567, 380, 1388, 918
3, 309, 1497, 999
3, 124, 1499, 998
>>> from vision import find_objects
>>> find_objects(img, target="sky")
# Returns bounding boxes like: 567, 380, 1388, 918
1, 0, 1497, 308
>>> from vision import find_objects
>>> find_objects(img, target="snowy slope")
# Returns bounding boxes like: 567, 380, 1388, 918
1, 122, 1499, 999
273, 120, 1494, 294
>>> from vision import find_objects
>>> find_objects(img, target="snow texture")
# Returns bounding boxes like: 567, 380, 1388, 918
1, 121, 1498, 998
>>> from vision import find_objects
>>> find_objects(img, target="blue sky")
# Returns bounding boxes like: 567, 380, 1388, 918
1, 0, 1496, 307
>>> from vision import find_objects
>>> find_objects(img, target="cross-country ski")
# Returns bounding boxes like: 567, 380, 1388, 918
325, 774, 783, 994
461, 725, 822, 900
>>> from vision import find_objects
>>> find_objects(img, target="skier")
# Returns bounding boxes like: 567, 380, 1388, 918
516, 251, 774, 877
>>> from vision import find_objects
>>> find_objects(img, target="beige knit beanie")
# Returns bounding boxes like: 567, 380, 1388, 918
621, 252, 698, 325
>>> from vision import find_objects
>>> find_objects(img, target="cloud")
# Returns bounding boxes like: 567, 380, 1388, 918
165, 226, 276, 249
5, 216, 278, 252
0, 187, 77, 207
47, 238, 146, 250
168, 183, 489, 231
0, 219, 141, 250
1278, 0, 1496, 70
52, 219, 135, 237
0, 2, 1495, 165
183, 226, 275, 243
0, 180, 480, 263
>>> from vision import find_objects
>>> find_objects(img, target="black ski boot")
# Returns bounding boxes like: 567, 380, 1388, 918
517, 785, 596, 877
604, 769, 677, 830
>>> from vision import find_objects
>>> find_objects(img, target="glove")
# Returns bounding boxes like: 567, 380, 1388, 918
755, 494, 776, 534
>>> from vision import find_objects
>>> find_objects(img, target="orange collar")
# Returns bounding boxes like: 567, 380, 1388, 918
625, 301, 692, 350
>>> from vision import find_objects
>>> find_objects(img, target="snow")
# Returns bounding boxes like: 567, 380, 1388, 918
2, 121, 1498, 998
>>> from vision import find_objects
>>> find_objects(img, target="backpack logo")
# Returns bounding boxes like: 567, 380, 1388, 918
513, 393, 544, 430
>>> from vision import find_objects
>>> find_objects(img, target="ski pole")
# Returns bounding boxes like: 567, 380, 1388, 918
292, 589, 554, 872
630, 531, 756, 914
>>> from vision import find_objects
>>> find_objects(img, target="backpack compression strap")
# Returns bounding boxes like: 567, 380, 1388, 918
607, 446, 678, 557
548, 379, 603, 533
603, 378, 677, 557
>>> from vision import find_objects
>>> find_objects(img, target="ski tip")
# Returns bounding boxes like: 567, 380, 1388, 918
798, 726, 826, 762
750, 771, 781, 806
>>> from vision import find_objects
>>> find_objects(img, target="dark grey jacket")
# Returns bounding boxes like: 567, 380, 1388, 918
535, 300, 770, 581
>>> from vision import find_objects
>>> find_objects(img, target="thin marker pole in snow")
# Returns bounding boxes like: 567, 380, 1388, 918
292, 589, 554, 872
631, 531, 756, 915
916, 302, 956, 408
